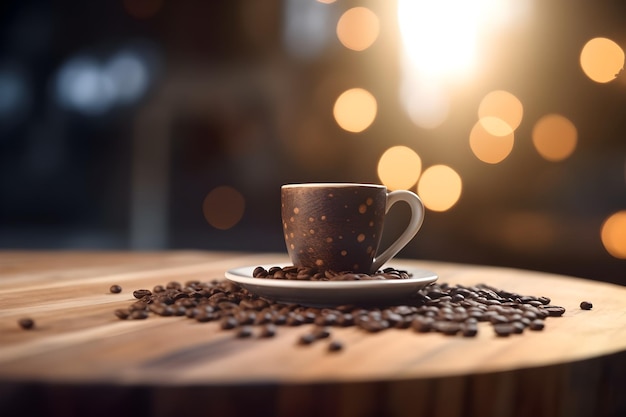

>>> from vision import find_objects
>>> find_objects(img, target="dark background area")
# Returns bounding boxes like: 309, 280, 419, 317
1, 0, 625, 285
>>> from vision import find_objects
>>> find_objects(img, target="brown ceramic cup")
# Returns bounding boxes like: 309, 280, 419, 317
281, 183, 424, 274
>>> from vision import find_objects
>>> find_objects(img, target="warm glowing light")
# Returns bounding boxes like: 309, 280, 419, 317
333, 88, 377, 133
532, 114, 577, 161
377, 146, 422, 191
478, 116, 514, 137
580, 37, 625, 83
336, 7, 380, 51
202, 186, 246, 230
469, 120, 515, 164
398, 0, 480, 77
123, 0, 163, 19
478, 90, 523, 135
317, 0, 336, 3
601, 210, 626, 259
400, 78, 450, 129
417, 165, 462, 211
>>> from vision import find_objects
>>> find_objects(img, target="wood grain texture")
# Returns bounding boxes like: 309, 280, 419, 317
1, 251, 625, 417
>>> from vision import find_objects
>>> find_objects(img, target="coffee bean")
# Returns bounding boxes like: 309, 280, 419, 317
298, 333, 316, 345
494, 323, 514, 337
114, 309, 130, 320
312, 326, 331, 339
130, 310, 148, 320
18, 317, 35, 330
236, 326, 254, 338
132, 289, 152, 299
543, 305, 566, 317
253, 266, 268, 278
328, 340, 344, 352
220, 316, 238, 329
259, 324, 277, 338
580, 301, 593, 310
461, 322, 478, 337
109, 285, 122, 294
529, 319, 545, 331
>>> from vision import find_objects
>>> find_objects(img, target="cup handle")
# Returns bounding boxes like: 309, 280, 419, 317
370, 190, 425, 273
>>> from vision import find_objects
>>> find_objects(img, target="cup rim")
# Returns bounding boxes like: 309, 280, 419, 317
282, 182, 386, 189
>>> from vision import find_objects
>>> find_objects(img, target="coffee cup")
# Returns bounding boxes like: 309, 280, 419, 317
281, 183, 424, 274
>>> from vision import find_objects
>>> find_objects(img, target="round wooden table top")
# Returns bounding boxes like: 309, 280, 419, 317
1, 251, 625, 417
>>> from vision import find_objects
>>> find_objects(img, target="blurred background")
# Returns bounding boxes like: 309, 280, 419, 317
1, 0, 625, 285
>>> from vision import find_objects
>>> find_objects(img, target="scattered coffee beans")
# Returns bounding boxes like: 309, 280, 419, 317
109, 284, 122, 294
18, 317, 35, 330
580, 301, 593, 310
114, 269, 567, 351
252, 265, 411, 281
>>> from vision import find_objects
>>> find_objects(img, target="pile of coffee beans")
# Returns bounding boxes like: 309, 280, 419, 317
253, 265, 412, 281
113, 266, 569, 350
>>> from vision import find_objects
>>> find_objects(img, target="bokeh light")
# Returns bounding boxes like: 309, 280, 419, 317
377, 146, 422, 191
283, 0, 334, 60
336, 7, 380, 52
580, 37, 625, 83
601, 210, 626, 259
532, 114, 578, 161
202, 186, 246, 230
417, 165, 462, 212
469, 119, 515, 164
478, 90, 523, 136
333, 88, 377, 133
0, 64, 31, 128
400, 78, 450, 129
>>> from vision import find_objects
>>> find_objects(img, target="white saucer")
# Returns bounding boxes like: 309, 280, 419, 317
225, 264, 438, 307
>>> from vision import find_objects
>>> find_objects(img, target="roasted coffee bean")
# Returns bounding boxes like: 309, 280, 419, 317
328, 340, 344, 352
461, 322, 478, 337
236, 326, 254, 338
529, 319, 545, 331
18, 317, 35, 330
166, 281, 182, 290
538, 296, 551, 305
259, 324, 277, 338
312, 326, 331, 339
220, 316, 239, 329
114, 309, 130, 320
109, 285, 122, 294
152, 285, 165, 293
130, 310, 148, 320
543, 305, 566, 317
298, 333, 316, 345
433, 321, 461, 336
411, 317, 434, 332
132, 289, 152, 299
253, 266, 268, 278
494, 323, 514, 337
580, 301, 593, 310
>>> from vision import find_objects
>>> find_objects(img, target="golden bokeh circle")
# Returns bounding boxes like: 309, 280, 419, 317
469, 120, 515, 164
377, 146, 422, 191
417, 165, 462, 212
601, 210, 626, 259
478, 90, 523, 135
336, 7, 380, 52
532, 114, 578, 162
580, 37, 625, 83
333, 88, 377, 133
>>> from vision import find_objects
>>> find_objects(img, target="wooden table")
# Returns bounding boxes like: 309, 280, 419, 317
1, 251, 625, 417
